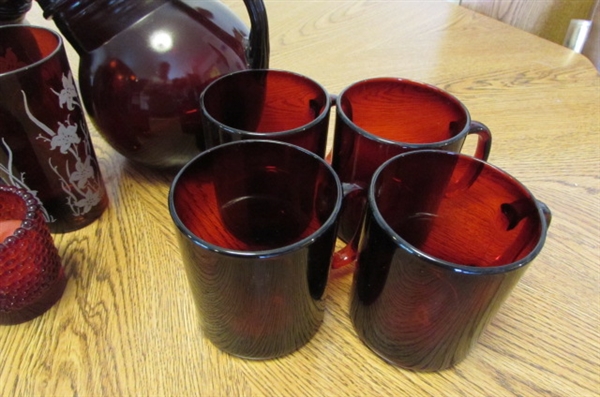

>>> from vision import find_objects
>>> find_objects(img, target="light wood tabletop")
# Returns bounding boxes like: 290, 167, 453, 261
2, 1, 599, 396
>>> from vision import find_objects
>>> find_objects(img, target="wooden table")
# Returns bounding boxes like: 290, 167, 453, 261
2, 1, 598, 396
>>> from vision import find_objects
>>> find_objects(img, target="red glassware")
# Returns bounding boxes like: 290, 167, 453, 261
332, 78, 492, 243
350, 150, 551, 371
36, 0, 270, 169
169, 140, 341, 359
0, 25, 108, 233
0, 0, 31, 24
201, 69, 331, 157
0, 185, 66, 325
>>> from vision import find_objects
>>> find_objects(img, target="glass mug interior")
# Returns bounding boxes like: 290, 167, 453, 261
202, 69, 330, 134
338, 78, 468, 143
201, 69, 331, 157
172, 141, 340, 252
373, 151, 545, 267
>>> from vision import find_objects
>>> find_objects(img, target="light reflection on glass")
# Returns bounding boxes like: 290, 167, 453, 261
149, 30, 173, 53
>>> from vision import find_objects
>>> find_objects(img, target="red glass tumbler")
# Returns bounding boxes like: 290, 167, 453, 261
0, 185, 66, 325
0, 25, 108, 233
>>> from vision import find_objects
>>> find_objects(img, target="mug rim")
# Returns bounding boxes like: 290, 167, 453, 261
200, 68, 331, 138
169, 139, 343, 259
368, 149, 550, 275
335, 77, 473, 148
0, 24, 63, 77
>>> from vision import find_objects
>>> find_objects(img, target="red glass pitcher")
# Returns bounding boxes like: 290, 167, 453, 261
0, 0, 32, 24
36, 0, 270, 168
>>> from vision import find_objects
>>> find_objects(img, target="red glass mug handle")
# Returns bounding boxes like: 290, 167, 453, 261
538, 200, 552, 227
331, 183, 365, 269
468, 120, 492, 160
444, 121, 492, 193
332, 238, 359, 269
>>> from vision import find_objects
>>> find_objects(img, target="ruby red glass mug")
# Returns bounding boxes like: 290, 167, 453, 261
0, 25, 108, 233
332, 78, 492, 244
350, 150, 551, 371
200, 69, 331, 158
169, 140, 343, 359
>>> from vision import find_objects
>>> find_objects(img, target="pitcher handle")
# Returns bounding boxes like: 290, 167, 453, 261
244, 0, 270, 69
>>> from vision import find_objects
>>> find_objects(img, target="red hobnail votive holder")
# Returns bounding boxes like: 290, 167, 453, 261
0, 185, 66, 325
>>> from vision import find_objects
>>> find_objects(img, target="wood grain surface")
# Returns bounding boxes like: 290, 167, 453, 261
1, 1, 598, 396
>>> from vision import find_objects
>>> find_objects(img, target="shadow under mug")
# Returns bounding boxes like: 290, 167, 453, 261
350, 150, 551, 371
169, 140, 342, 359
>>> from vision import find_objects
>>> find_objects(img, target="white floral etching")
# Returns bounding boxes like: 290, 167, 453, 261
0, 138, 54, 223
51, 72, 81, 111
0, 72, 104, 220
